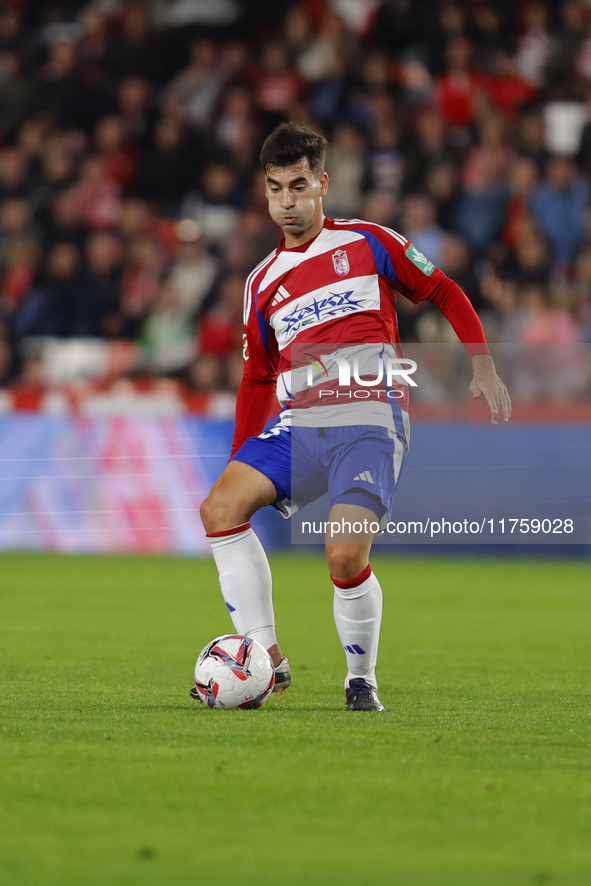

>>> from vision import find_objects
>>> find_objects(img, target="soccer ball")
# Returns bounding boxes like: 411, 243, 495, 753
193, 634, 275, 710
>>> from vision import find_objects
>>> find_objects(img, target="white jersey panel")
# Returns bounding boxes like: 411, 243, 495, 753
332, 218, 408, 248
270, 274, 380, 349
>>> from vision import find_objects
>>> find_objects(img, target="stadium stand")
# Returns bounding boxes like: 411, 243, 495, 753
0, 0, 590, 412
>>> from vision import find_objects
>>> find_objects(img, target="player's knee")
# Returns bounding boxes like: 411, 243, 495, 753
199, 492, 232, 535
326, 546, 368, 583
200, 487, 254, 535
199, 495, 215, 534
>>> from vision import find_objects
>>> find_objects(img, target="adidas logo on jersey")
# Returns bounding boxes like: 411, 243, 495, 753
354, 471, 374, 484
271, 285, 291, 306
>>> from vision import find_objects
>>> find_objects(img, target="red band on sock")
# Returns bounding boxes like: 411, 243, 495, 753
330, 563, 372, 590
207, 522, 251, 539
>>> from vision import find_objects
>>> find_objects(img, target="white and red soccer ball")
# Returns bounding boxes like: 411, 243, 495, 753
193, 634, 275, 710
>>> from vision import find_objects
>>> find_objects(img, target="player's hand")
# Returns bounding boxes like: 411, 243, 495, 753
470, 354, 511, 424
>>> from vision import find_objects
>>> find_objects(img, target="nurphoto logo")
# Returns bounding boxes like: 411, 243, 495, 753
305, 353, 417, 388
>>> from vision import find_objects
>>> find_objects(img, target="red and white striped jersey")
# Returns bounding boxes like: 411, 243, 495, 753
232, 217, 488, 455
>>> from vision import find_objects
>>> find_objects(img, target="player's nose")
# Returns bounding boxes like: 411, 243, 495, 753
280, 189, 294, 208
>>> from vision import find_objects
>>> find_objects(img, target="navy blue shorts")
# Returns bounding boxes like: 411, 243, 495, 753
232, 417, 406, 521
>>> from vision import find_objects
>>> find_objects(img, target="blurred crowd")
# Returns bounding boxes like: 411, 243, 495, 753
0, 0, 590, 404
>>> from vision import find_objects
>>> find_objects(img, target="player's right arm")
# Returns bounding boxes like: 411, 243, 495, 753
230, 263, 280, 458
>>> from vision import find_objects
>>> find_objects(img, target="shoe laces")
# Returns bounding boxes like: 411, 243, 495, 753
347, 678, 372, 700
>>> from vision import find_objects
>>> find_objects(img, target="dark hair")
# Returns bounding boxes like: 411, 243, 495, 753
260, 122, 328, 176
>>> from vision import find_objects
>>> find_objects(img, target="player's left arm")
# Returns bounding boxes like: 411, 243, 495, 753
384, 235, 511, 423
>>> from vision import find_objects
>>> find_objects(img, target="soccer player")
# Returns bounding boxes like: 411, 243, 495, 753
195, 122, 511, 711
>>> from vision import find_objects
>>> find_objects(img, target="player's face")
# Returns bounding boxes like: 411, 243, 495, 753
265, 158, 328, 247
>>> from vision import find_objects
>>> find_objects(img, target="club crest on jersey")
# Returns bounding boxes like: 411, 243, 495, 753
332, 249, 350, 276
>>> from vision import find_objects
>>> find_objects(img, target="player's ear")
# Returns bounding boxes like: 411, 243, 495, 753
319, 171, 329, 196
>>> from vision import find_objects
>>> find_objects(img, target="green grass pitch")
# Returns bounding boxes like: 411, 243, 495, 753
1, 552, 590, 886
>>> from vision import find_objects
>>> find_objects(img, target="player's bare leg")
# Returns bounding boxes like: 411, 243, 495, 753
200, 460, 290, 690
200, 460, 277, 533
325, 504, 385, 711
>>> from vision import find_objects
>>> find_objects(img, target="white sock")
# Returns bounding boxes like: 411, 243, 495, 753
207, 522, 277, 650
332, 564, 382, 690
